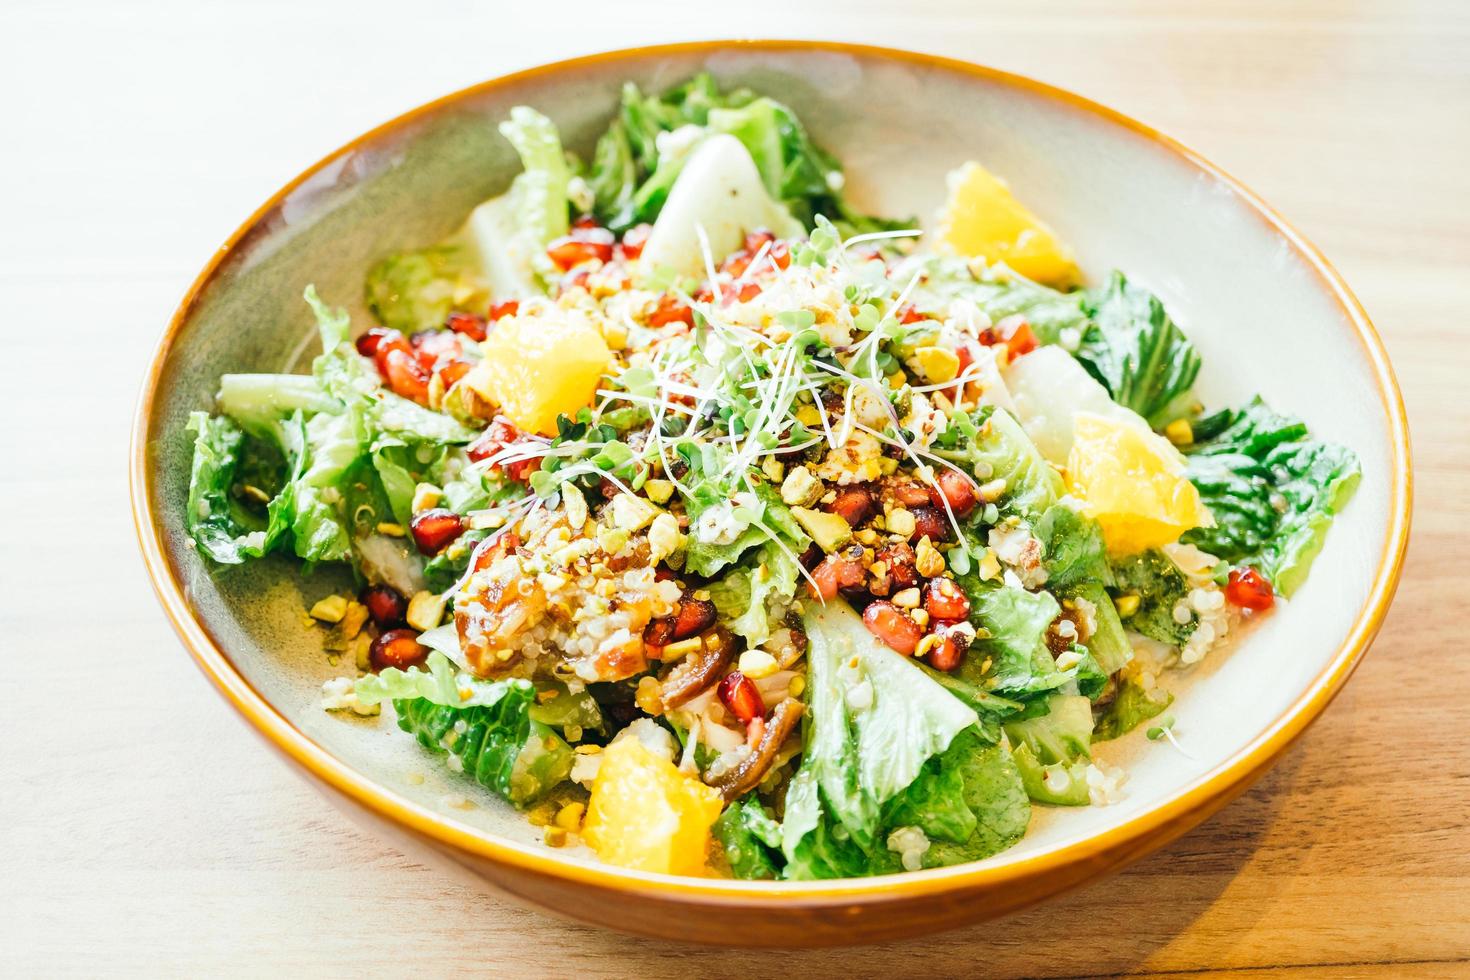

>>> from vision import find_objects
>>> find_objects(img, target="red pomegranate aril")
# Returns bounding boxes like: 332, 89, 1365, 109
620, 223, 652, 259
546, 228, 615, 271
471, 531, 520, 573
929, 469, 978, 518
370, 628, 430, 672
573, 214, 600, 230
827, 485, 877, 528
1225, 567, 1275, 611
984, 314, 1039, 360
889, 480, 933, 508
409, 508, 465, 555
382, 348, 431, 404
718, 671, 765, 725
862, 600, 923, 656
926, 627, 966, 671
647, 294, 695, 328
877, 542, 919, 589
411, 328, 462, 358
924, 577, 971, 621
742, 229, 776, 255
445, 311, 487, 342
489, 299, 520, 321
436, 360, 472, 389
809, 554, 865, 600
909, 505, 952, 542
897, 305, 927, 325
466, 418, 524, 464
360, 584, 408, 629
769, 240, 791, 270
356, 327, 406, 359
671, 597, 718, 640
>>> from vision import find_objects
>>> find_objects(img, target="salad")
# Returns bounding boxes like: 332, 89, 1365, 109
185, 75, 1360, 880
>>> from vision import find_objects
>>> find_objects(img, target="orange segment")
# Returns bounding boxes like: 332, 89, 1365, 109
581, 736, 724, 876
470, 312, 610, 436
936, 162, 1080, 287
1065, 411, 1213, 555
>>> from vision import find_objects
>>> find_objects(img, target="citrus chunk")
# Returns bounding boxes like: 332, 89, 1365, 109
581, 736, 724, 876
936, 161, 1080, 287
1066, 412, 1213, 556
469, 312, 610, 436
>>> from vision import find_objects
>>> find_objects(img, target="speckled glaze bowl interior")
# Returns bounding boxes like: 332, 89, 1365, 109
133, 41, 1410, 945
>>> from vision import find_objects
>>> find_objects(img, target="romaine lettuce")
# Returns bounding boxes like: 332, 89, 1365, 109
1093, 676, 1173, 742
1182, 396, 1360, 595
1109, 549, 1194, 646
1075, 272, 1201, 429
1005, 693, 1094, 806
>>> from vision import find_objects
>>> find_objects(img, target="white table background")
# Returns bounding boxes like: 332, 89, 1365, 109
4, 1, 1467, 976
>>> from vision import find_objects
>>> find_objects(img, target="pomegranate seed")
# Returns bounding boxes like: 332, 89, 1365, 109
647, 293, 695, 328
672, 597, 718, 639
909, 505, 952, 542
1225, 567, 1275, 611
924, 577, 971, 621
926, 624, 967, 671
983, 315, 1038, 359
370, 628, 430, 672
722, 280, 762, 304
488, 299, 519, 321
572, 215, 600, 230
445, 312, 487, 342
410, 328, 462, 363
381, 349, 431, 404
718, 671, 765, 724
620, 223, 652, 260
827, 485, 877, 528
897, 305, 927, 324
769, 240, 791, 270
546, 228, 615, 271
360, 584, 408, 629
877, 542, 919, 590
862, 600, 923, 656
929, 469, 978, 518
436, 359, 472, 389
409, 508, 464, 555
742, 229, 776, 254
889, 480, 932, 508
809, 554, 866, 600
356, 327, 407, 360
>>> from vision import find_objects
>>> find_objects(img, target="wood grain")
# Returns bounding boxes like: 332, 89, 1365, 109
2, 0, 1466, 975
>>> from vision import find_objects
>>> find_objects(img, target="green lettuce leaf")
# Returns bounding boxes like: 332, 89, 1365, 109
369, 653, 573, 806
1035, 503, 1113, 590
713, 797, 784, 880
960, 408, 1063, 519
1005, 693, 1094, 806
1075, 272, 1201, 428
780, 600, 978, 876
1110, 549, 1194, 646
956, 579, 1066, 698
1093, 676, 1173, 742
363, 243, 482, 335
1182, 396, 1360, 595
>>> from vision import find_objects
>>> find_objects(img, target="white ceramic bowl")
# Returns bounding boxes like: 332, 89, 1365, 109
133, 40, 1411, 945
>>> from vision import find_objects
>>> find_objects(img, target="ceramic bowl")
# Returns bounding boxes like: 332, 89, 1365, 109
132, 40, 1410, 945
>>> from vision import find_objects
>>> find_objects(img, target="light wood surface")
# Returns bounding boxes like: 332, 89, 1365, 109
3, 1, 1466, 975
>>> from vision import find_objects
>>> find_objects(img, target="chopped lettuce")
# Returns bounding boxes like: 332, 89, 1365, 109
364, 244, 483, 335
1182, 397, 1360, 595
585, 73, 900, 236
1005, 694, 1094, 806
713, 797, 784, 880
906, 255, 1091, 345
1110, 549, 1194, 646
1093, 676, 1173, 742
956, 579, 1067, 698
707, 544, 800, 647
366, 653, 573, 806
883, 728, 1031, 866
185, 412, 290, 564
681, 482, 809, 578
1075, 272, 1201, 429
780, 600, 978, 878
1035, 504, 1113, 590
954, 407, 1062, 519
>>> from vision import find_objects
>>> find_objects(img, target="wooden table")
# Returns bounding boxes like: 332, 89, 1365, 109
4, 1, 1465, 975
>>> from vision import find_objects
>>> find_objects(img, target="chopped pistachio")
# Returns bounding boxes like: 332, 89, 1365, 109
643, 479, 675, 505
309, 595, 349, 624
406, 590, 447, 631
